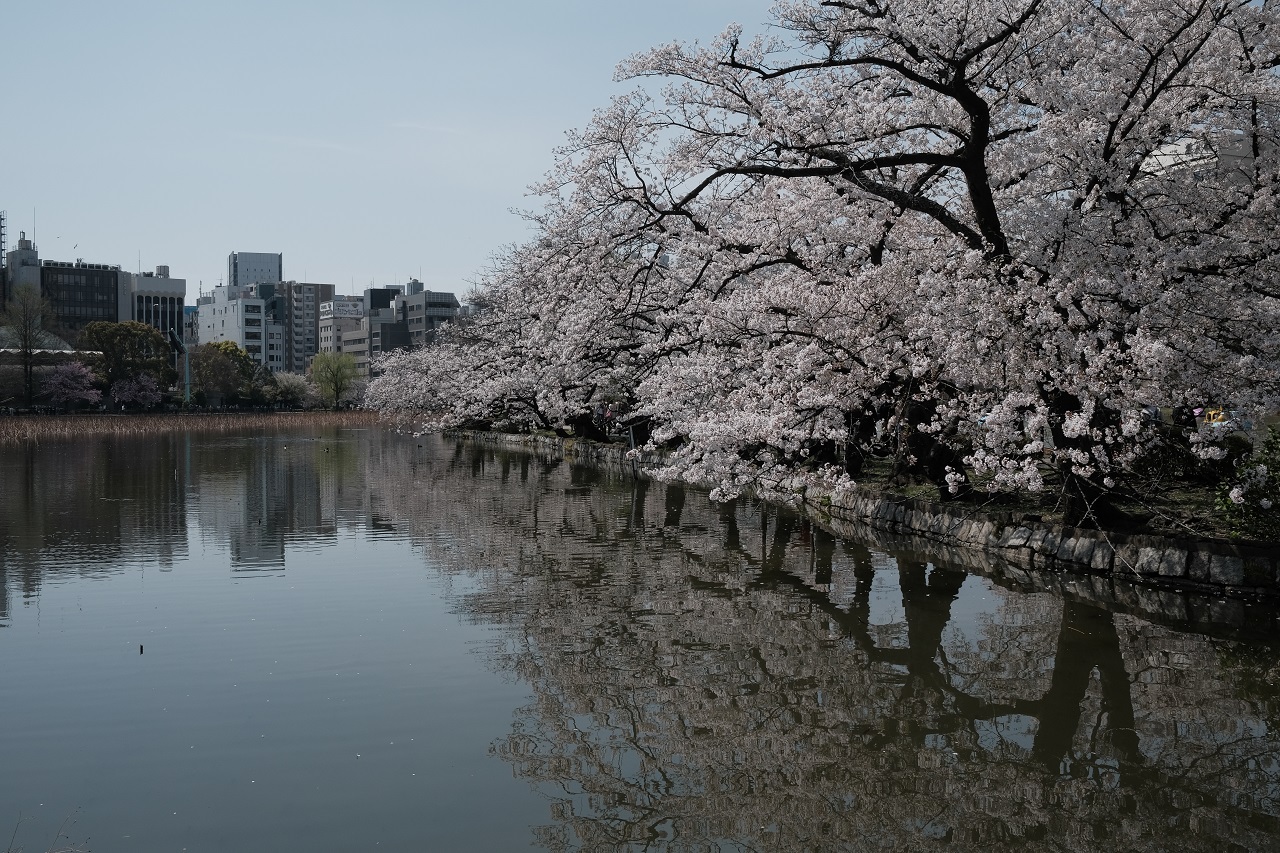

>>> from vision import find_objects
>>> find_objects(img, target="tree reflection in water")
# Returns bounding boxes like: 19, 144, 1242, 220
2, 430, 1277, 850
391, 439, 1280, 853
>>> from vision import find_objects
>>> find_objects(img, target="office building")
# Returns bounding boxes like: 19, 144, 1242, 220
318, 296, 364, 355
278, 281, 336, 373
122, 266, 186, 338
227, 252, 282, 289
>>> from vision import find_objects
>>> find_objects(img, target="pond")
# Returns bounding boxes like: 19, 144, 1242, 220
1, 426, 1278, 852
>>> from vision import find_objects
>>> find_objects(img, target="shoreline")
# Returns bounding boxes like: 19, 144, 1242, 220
0, 410, 380, 444
446, 429, 1280, 601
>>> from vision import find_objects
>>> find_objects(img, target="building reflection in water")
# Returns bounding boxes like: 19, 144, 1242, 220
1, 430, 1278, 851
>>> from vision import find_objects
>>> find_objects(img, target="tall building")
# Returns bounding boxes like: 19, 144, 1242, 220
278, 281, 336, 373
227, 252, 282, 289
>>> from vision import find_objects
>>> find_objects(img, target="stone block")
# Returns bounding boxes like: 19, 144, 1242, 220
979, 521, 999, 548
1187, 551, 1212, 583
1113, 543, 1143, 575
1027, 529, 1048, 553
1157, 549, 1188, 579
1003, 522, 1034, 548
1090, 542, 1114, 572
1072, 537, 1097, 567
1209, 554, 1245, 586
1036, 529, 1060, 557
1134, 547, 1162, 576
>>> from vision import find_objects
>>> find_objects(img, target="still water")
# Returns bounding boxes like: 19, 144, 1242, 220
1, 426, 1278, 852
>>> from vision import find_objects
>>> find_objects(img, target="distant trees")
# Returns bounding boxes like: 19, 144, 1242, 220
190, 341, 255, 406
310, 352, 359, 409
42, 362, 102, 409
79, 321, 175, 406
270, 372, 315, 409
111, 373, 163, 408
0, 284, 61, 406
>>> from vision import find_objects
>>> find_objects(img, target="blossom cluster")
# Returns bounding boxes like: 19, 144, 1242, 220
368, 0, 1280, 510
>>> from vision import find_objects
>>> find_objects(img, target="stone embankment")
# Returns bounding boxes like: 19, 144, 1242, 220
810, 489, 1278, 599
448, 430, 1279, 599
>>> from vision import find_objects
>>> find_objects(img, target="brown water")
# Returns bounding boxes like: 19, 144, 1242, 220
1, 427, 1277, 852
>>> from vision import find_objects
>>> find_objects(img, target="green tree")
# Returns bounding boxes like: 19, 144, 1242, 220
190, 341, 256, 406
79, 321, 176, 403
0, 284, 61, 406
310, 352, 359, 409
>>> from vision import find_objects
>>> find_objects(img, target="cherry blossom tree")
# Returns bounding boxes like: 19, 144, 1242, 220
371, 0, 1280, 526
111, 373, 162, 409
41, 362, 102, 409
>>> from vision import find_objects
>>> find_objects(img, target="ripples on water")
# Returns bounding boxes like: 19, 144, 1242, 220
0, 427, 1278, 852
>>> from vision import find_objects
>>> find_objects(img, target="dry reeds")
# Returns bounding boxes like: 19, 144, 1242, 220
0, 410, 381, 445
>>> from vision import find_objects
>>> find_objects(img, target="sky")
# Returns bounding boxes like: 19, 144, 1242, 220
2, 1, 776, 301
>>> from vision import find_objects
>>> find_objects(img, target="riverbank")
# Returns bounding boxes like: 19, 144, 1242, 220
447, 429, 1280, 600
0, 410, 380, 444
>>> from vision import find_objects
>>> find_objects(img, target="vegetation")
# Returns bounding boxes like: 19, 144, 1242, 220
369, 0, 1280, 539
0, 410, 379, 445
190, 340, 256, 405
0, 284, 63, 407
1221, 428, 1280, 541
270, 372, 315, 408
79, 320, 175, 404
40, 362, 101, 409
310, 352, 359, 409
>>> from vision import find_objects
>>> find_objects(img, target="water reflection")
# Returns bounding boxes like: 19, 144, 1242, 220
399, 441, 1280, 852
1, 430, 1278, 851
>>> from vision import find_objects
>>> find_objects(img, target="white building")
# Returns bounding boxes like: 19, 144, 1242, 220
227, 251, 282, 289
121, 265, 186, 338
197, 284, 284, 369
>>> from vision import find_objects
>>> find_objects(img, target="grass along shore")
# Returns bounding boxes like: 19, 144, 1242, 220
0, 410, 381, 445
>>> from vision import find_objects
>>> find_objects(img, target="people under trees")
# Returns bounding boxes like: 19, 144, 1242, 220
369, 0, 1280, 529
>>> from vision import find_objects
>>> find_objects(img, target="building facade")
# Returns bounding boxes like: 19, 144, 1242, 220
399, 280, 460, 348
4, 234, 188, 340
122, 266, 186, 338
197, 284, 284, 369
278, 281, 336, 373
318, 296, 364, 355
321, 284, 461, 377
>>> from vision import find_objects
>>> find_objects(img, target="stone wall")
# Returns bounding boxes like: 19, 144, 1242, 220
809, 488, 1279, 598
447, 430, 1279, 598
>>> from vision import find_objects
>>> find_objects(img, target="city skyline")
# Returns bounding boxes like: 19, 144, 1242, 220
2, 1, 773, 300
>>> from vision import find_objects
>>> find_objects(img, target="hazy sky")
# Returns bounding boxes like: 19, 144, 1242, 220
3, 1, 774, 299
